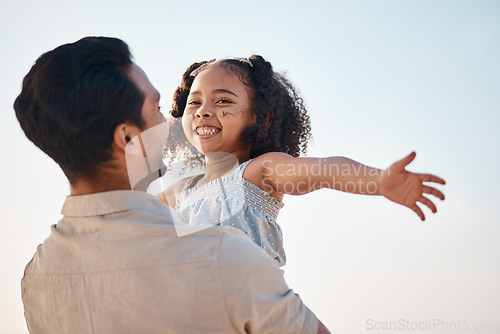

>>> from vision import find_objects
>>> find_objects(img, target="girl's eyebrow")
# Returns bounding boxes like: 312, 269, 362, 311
214, 89, 238, 97
189, 89, 239, 98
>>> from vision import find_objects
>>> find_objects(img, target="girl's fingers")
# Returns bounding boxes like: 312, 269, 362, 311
423, 185, 445, 200
420, 173, 446, 185
411, 203, 425, 221
418, 195, 437, 213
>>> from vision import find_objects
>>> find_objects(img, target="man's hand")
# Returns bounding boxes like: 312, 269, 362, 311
379, 152, 446, 220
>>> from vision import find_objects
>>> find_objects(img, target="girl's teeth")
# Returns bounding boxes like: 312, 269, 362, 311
197, 128, 220, 135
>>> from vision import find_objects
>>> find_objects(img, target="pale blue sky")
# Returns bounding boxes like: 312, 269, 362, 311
1, 1, 499, 333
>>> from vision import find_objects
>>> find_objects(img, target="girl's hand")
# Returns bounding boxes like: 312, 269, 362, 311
379, 152, 445, 221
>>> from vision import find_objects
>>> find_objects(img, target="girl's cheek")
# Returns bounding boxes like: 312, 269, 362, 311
219, 108, 241, 118
181, 117, 193, 137
234, 106, 254, 120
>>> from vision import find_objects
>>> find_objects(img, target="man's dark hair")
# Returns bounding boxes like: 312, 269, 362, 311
14, 36, 145, 183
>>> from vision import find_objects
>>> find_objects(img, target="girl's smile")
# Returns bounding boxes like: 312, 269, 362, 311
182, 65, 255, 163
196, 126, 220, 136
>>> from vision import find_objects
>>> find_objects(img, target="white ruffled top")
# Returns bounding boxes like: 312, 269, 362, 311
176, 159, 286, 266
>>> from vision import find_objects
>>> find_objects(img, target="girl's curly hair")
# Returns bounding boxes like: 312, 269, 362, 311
164, 55, 311, 169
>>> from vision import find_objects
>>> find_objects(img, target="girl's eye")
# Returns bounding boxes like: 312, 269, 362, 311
187, 100, 201, 105
216, 98, 231, 104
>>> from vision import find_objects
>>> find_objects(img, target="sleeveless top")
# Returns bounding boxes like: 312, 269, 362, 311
175, 160, 286, 266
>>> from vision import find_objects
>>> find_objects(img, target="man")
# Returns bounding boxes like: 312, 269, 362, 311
15, 37, 330, 333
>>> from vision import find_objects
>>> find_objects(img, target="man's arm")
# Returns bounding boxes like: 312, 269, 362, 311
217, 228, 330, 333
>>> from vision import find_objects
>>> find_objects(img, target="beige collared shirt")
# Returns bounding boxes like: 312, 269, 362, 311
21, 190, 318, 333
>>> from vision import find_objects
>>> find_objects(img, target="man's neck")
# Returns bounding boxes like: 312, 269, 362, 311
70, 169, 132, 196
70, 182, 131, 196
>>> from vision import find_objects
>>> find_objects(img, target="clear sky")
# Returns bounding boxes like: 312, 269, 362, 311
1, 0, 499, 333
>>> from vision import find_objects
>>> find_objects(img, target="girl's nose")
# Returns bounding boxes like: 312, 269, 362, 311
194, 106, 214, 118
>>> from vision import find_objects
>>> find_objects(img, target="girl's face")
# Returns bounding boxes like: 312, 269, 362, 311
182, 65, 255, 162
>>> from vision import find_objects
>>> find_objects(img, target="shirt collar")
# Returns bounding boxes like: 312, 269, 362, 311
61, 190, 160, 217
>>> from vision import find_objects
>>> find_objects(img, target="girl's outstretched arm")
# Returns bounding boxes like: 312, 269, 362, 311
248, 151, 445, 220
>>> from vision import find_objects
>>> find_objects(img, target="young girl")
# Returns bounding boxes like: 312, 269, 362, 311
158, 56, 445, 266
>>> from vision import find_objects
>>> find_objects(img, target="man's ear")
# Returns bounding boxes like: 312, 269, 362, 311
113, 123, 141, 152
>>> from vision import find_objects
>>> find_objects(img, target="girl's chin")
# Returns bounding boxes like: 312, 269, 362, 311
204, 152, 236, 158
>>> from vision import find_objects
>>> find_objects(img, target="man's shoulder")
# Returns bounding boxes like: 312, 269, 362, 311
213, 226, 281, 274
24, 222, 259, 276
173, 225, 257, 260
166, 225, 272, 272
